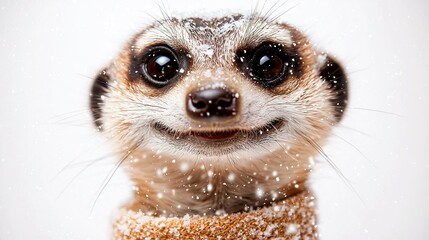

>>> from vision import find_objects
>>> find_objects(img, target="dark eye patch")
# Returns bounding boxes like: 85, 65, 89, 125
235, 42, 301, 88
130, 45, 189, 88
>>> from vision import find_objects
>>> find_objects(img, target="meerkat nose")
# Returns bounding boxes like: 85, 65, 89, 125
186, 87, 239, 121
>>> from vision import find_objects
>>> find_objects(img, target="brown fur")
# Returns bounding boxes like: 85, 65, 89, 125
93, 14, 346, 219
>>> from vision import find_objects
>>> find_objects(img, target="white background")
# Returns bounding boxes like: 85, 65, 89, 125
1, 0, 428, 239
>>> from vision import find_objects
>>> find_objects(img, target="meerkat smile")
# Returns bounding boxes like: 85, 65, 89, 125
153, 118, 283, 142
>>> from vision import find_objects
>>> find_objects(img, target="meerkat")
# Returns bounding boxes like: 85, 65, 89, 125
90, 12, 348, 217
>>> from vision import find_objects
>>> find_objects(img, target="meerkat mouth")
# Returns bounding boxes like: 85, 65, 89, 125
153, 119, 284, 143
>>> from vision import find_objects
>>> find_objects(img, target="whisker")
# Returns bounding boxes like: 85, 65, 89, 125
50, 109, 90, 119
266, 2, 297, 25
90, 140, 142, 214
47, 110, 91, 125
51, 137, 112, 182
107, 100, 167, 110
260, 145, 283, 162
338, 124, 374, 138
331, 133, 373, 165
268, 121, 302, 163
102, 108, 165, 114
64, 152, 122, 170
56, 153, 118, 200
351, 107, 403, 117
267, 100, 402, 118
297, 131, 365, 204
76, 73, 95, 80
51, 121, 92, 128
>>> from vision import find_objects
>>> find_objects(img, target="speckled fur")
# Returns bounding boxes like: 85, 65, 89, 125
92, 13, 346, 217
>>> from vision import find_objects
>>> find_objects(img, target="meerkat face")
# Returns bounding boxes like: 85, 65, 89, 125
90, 13, 347, 215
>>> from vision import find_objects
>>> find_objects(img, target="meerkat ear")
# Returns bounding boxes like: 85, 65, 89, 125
90, 69, 110, 130
318, 55, 348, 121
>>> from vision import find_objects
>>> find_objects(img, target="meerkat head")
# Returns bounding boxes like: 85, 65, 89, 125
89, 13, 347, 215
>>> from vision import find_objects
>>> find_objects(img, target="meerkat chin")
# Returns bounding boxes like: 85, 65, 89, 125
90, 13, 348, 217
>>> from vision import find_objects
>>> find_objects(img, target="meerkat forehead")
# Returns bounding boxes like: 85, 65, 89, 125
132, 14, 294, 65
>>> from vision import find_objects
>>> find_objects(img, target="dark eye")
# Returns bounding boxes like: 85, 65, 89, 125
237, 42, 300, 87
253, 52, 284, 80
141, 45, 181, 87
